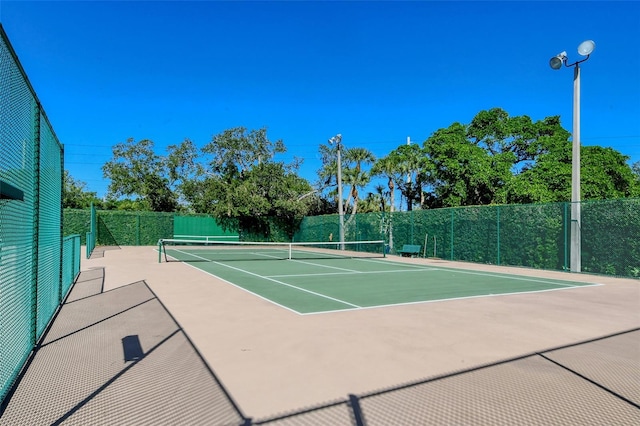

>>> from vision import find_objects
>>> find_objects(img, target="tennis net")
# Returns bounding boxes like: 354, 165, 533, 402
158, 239, 386, 263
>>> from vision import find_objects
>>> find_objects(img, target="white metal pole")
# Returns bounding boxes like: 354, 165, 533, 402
337, 143, 345, 250
571, 64, 582, 272
406, 136, 411, 185
423, 233, 428, 258
433, 236, 437, 258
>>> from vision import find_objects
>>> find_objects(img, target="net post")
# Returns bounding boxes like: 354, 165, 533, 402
158, 239, 162, 263
288, 242, 292, 260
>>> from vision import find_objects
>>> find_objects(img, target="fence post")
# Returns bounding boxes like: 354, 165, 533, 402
31, 102, 41, 347
59, 145, 65, 302
496, 205, 501, 266
410, 210, 414, 245
450, 209, 454, 261
563, 202, 568, 271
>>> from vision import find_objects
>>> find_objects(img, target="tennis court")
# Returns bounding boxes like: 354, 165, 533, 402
160, 240, 599, 314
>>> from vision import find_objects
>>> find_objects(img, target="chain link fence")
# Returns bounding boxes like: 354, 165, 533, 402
63, 198, 639, 278
250, 329, 639, 425
292, 199, 639, 278
0, 24, 80, 406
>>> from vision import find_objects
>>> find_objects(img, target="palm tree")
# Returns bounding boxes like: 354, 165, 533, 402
371, 155, 398, 213
342, 147, 375, 220
358, 191, 383, 213
371, 155, 401, 250
374, 184, 388, 212
388, 144, 433, 211
315, 143, 375, 239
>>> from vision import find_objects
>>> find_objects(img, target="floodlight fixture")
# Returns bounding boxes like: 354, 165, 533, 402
577, 40, 595, 56
550, 40, 595, 70
549, 51, 567, 70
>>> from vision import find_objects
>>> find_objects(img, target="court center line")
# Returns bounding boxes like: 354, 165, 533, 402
172, 248, 361, 308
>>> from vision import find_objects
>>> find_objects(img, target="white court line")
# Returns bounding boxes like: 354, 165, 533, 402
301, 283, 604, 315
431, 268, 597, 287
172, 248, 361, 309
355, 257, 595, 288
165, 248, 602, 315
268, 268, 437, 278
290, 258, 362, 273
355, 257, 434, 269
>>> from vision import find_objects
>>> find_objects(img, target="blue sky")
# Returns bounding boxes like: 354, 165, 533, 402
2, 1, 639, 200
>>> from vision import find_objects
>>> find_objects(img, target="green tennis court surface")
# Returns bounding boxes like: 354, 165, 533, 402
164, 245, 600, 314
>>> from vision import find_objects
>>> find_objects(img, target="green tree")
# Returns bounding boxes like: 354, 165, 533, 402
371, 155, 398, 213
316, 142, 376, 239
371, 155, 401, 249
424, 109, 575, 207
632, 161, 640, 175
102, 138, 180, 212
581, 146, 639, 199
386, 143, 432, 210
342, 147, 376, 217
183, 127, 313, 239
63, 170, 100, 209
506, 144, 640, 203
100, 197, 148, 211
423, 122, 505, 207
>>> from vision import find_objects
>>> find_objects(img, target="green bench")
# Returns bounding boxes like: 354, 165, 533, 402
398, 244, 421, 257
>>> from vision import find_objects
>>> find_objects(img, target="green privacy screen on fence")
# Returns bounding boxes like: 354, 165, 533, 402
62, 198, 639, 278
292, 199, 640, 278
173, 215, 238, 240
0, 23, 38, 408
0, 25, 80, 407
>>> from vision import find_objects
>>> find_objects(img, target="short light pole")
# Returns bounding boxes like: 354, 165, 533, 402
329, 134, 345, 249
550, 40, 595, 273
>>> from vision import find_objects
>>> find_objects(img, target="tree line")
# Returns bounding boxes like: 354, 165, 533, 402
65, 108, 640, 237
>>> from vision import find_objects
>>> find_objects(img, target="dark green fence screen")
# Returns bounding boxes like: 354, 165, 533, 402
64, 199, 639, 279
96, 210, 174, 246
0, 25, 80, 407
173, 215, 237, 240
292, 199, 639, 278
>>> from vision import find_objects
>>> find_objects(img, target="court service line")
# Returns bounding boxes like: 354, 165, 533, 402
290, 259, 362, 273
268, 268, 438, 278
433, 268, 601, 287
355, 257, 436, 269
172, 248, 362, 309
356, 257, 598, 288
301, 284, 603, 316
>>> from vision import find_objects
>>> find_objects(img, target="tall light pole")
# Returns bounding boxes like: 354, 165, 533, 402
550, 40, 595, 273
328, 134, 345, 249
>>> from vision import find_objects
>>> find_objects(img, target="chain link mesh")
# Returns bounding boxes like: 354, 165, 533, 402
293, 200, 639, 278
0, 25, 70, 406
0, 25, 39, 405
